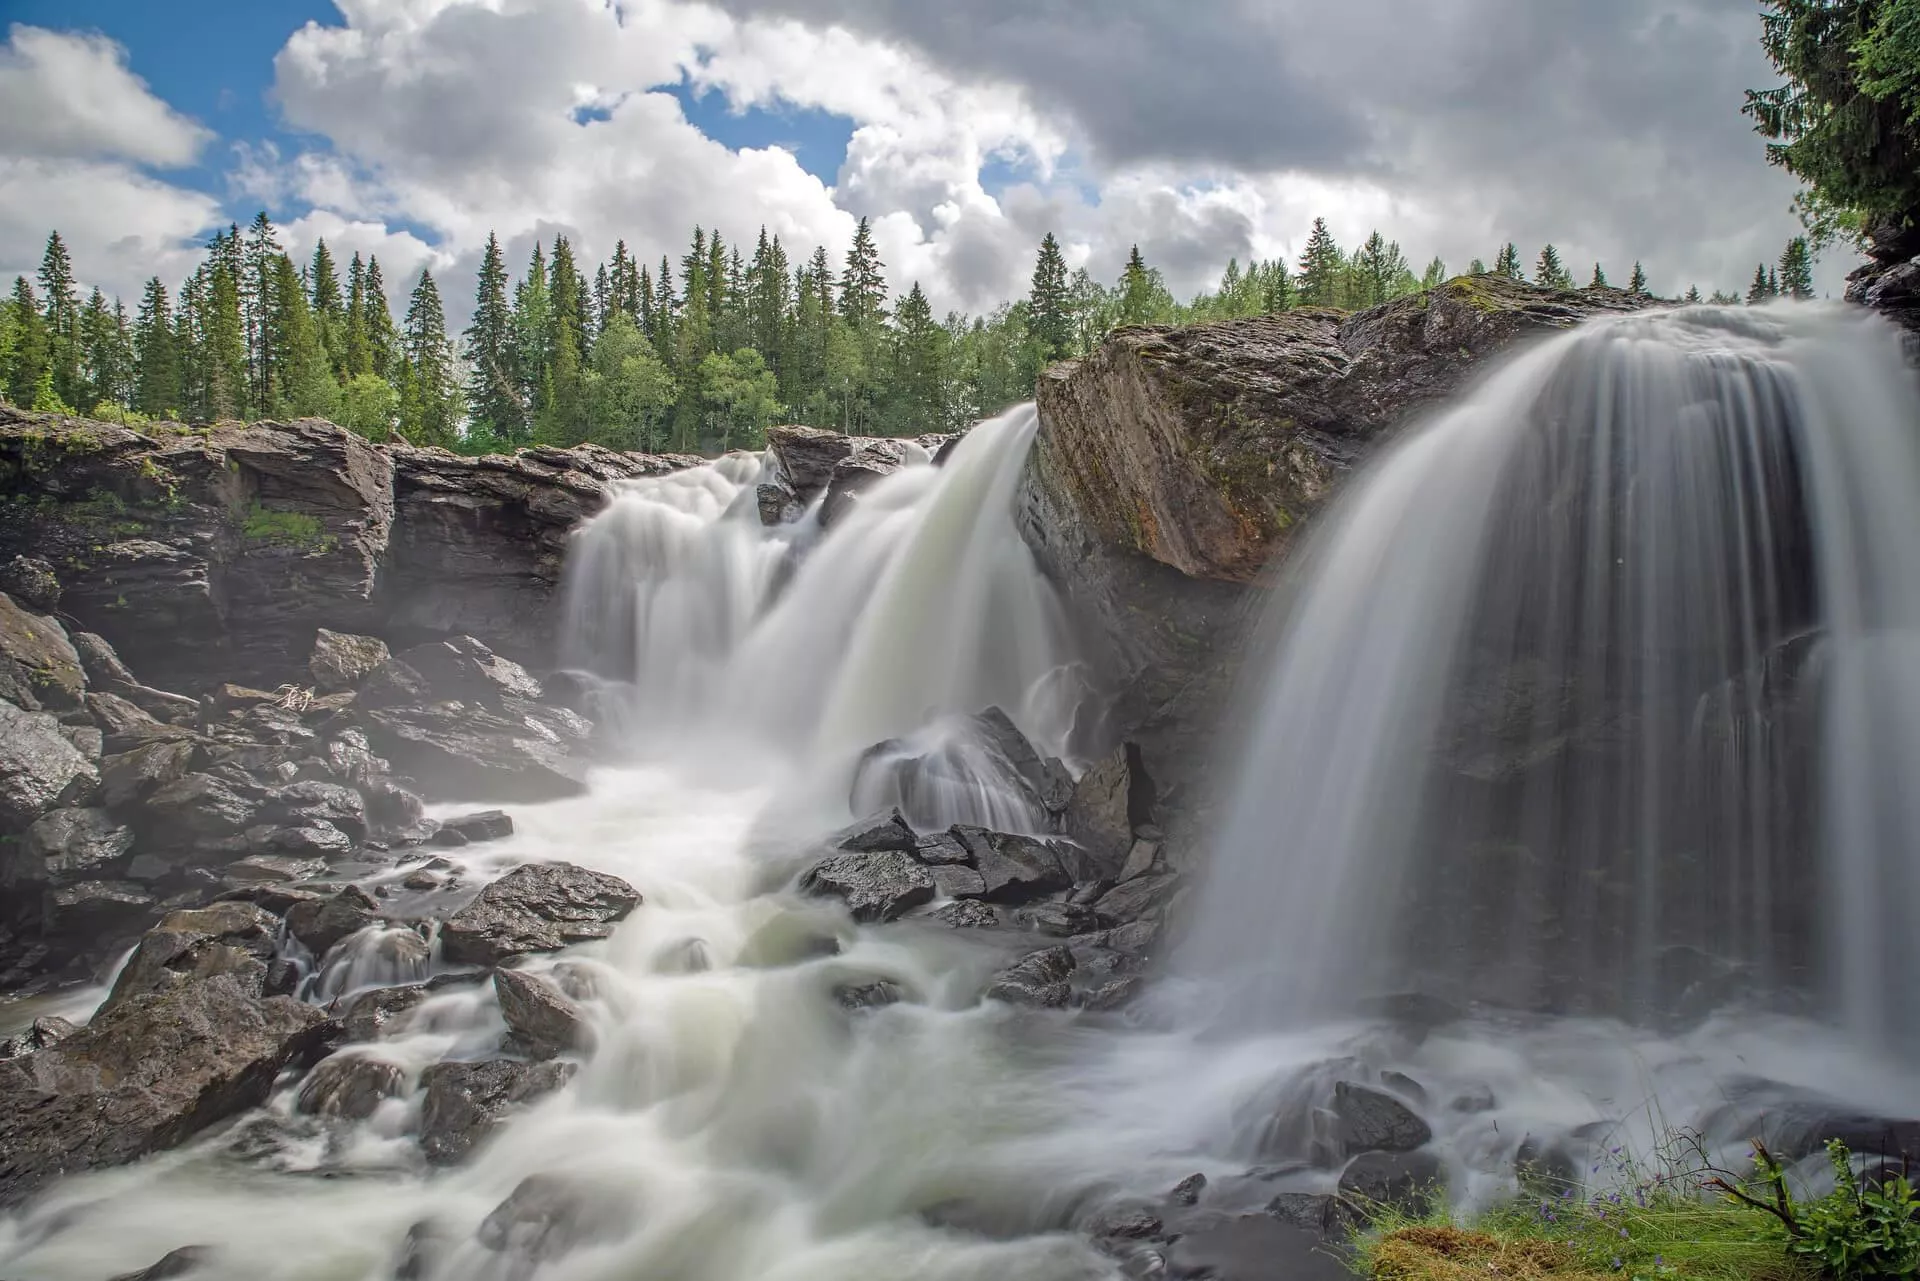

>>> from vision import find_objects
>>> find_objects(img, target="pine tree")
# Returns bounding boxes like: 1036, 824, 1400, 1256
242, 212, 283, 409
1421, 257, 1449, 290
1748, 263, 1775, 304
1628, 262, 1649, 296
1296, 218, 1344, 306
889, 280, 943, 431
1493, 243, 1524, 280
465, 232, 521, 441
204, 244, 249, 420
1259, 259, 1295, 312
1767, 266, 1780, 296
401, 269, 460, 446
1118, 246, 1156, 325
309, 239, 345, 376
542, 237, 589, 444
838, 217, 888, 329
1685, 285, 1704, 304
78, 288, 134, 411
1534, 244, 1574, 290
1590, 263, 1609, 289
677, 228, 711, 368
269, 253, 338, 418
1468, 258, 1489, 275
133, 277, 179, 417
1027, 233, 1072, 363
649, 256, 677, 366
37, 231, 81, 408
363, 256, 398, 379
1778, 237, 1815, 299
5, 277, 50, 408
1353, 231, 1409, 307
344, 254, 372, 377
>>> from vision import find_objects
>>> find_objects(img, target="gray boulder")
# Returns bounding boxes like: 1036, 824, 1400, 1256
285, 885, 380, 957
418, 1058, 576, 1165
0, 699, 98, 827
833, 808, 918, 853
309, 628, 391, 693
477, 1172, 631, 1263
1337, 1149, 1444, 1214
296, 1053, 406, 1120
0, 556, 60, 613
0, 973, 331, 1207
433, 809, 514, 846
362, 701, 591, 804
799, 849, 936, 923
1333, 1081, 1432, 1155
494, 968, 590, 1060
0, 591, 84, 712
953, 828, 1071, 903
985, 945, 1076, 1008
107, 901, 283, 1006
10, 806, 134, 884
99, 739, 199, 810
439, 863, 641, 966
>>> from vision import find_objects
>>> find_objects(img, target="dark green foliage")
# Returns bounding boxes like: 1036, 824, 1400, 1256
1027, 233, 1072, 363
1534, 244, 1575, 290
1731, 1140, 1920, 1279
1745, 0, 1920, 243
1590, 262, 1609, 288
1777, 237, 1817, 298
402, 269, 461, 447
464, 232, 521, 442
1493, 242, 1524, 279
1629, 261, 1650, 296
133, 278, 178, 417
1296, 218, 1344, 305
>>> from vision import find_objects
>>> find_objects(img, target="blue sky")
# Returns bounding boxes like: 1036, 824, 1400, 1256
0, 0, 1836, 323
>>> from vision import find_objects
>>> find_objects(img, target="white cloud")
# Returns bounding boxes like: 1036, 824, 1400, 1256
0, 25, 212, 167
0, 27, 220, 303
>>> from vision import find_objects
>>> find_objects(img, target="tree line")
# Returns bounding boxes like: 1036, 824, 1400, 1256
0, 216, 1824, 455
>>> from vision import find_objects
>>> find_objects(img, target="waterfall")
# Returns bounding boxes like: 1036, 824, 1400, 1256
1184, 304, 1920, 1046
557, 405, 1085, 826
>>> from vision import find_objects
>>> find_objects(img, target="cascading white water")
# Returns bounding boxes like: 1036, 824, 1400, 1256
559, 404, 1086, 829
1183, 303, 1920, 1048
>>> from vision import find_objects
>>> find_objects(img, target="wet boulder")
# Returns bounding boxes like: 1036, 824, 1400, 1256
362, 701, 591, 804
296, 1053, 406, 1120
952, 828, 1071, 904
1092, 871, 1179, 925
9, 806, 134, 885
368, 636, 543, 709
135, 773, 260, 855
99, 740, 200, 810
340, 983, 431, 1042
38, 879, 156, 950
0, 556, 60, 613
477, 1172, 632, 1263
931, 899, 1001, 929
984, 944, 1076, 1008
261, 780, 367, 841
0, 972, 332, 1207
0, 1015, 76, 1060
0, 698, 99, 827
0, 591, 84, 712
107, 901, 283, 1006
1333, 1081, 1432, 1155
439, 862, 641, 967
494, 968, 591, 1060
799, 848, 936, 923
86, 691, 192, 753
285, 885, 380, 957
820, 439, 909, 526
418, 1058, 577, 1165
309, 628, 391, 694
833, 808, 918, 853
1338, 1149, 1444, 1215
433, 809, 514, 846
106, 1246, 214, 1281
767, 423, 854, 504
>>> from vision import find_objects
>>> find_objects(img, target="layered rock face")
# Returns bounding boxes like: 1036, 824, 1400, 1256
0, 409, 698, 692
1022, 276, 1661, 835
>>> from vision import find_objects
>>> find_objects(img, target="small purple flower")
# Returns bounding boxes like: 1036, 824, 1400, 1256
1619, 1227, 1630, 1238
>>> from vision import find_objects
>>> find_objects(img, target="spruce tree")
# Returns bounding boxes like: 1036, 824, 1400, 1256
1628, 262, 1649, 296
1353, 231, 1408, 307
309, 239, 345, 375
1027, 233, 1072, 362
1778, 237, 1815, 298
242, 212, 283, 409
678, 228, 712, 367
1767, 266, 1780, 296
1685, 285, 1704, 303
465, 232, 521, 441
1493, 243, 1524, 279
5, 277, 49, 408
1748, 263, 1774, 303
344, 253, 372, 377
649, 256, 678, 366
1118, 245, 1156, 325
133, 277, 179, 417
1468, 258, 1489, 275
1590, 263, 1609, 289
363, 256, 398, 379
401, 268, 460, 446
890, 280, 943, 431
1295, 218, 1343, 306
204, 246, 249, 420
838, 217, 888, 329
1534, 244, 1574, 290
269, 253, 338, 418
1421, 257, 1449, 290
512, 244, 553, 426
1259, 259, 1295, 312
543, 237, 589, 444
37, 231, 80, 407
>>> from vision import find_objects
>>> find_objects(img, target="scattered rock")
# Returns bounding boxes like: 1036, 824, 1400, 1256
1168, 1173, 1208, 1206
0, 973, 332, 1207
1014, 900, 1101, 937
1076, 977, 1143, 1011
1264, 1192, 1355, 1237
931, 899, 1000, 928
833, 980, 905, 1011
309, 629, 391, 694
285, 885, 380, 957
224, 853, 328, 884
339, 983, 431, 1042
418, 1058, 576, 1165
953, 828, 1071, 903
136, 773, 259, 854
1448, 1084, 1497, 1114
107, 1246, 214, 1281
0, 698, 98, 827
1333, 1081, 1433, 1155
834, 808, 918, 853
0, 592, 84, 711
0, 1015, 76, 1060
1092, 872, 1178, 925
930, 864, 988, 899
0, 557, 60, 613
494, 967, 590, 1059
296, 1053, 406, 1120
439, 863, 641, 967
256, 823, 353, 859
99, 739, 198, 809
1088, 1204, 1164, 1241
434, 809, 514, 845
799, 849, 936, 923
107, 901, 283, 1005
913, 831, 971, 864
362, 701, 590, 804
10, 806, 134, 884
86, 691, 191, 752
1337, 1149, 1444, 1215
38, 879, 155, 945
262, 780, 367, 841
476, 1172, 631, 1262
985, 945, 1075, 1008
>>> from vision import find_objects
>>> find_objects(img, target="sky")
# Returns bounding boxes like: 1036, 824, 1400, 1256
0, 0, 1850, 331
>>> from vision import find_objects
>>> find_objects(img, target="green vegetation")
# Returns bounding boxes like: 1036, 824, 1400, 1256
238, 501, 332, 551
1746, 0, 1920, 246
1352, 1135, 1920, 1281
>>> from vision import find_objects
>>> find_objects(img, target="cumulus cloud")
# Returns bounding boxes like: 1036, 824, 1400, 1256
0, 27, 219, 302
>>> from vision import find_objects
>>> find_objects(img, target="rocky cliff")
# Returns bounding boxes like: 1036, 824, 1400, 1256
1021, 275, 1661, 831
0, 408, 700, 693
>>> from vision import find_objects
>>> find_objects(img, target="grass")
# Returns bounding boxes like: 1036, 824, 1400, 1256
239, 501, 334, 551
1351, 1134, 1820, 1281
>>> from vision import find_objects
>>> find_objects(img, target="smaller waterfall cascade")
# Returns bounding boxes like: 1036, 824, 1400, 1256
1184, 304, 1920, 1048
557, 405, 1085, 828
